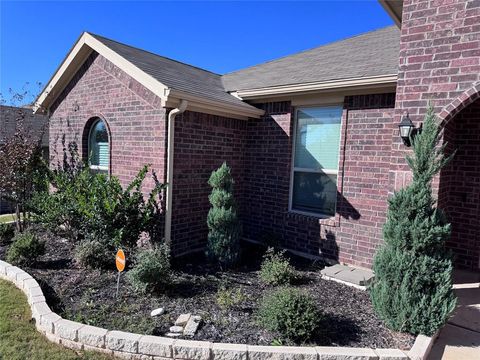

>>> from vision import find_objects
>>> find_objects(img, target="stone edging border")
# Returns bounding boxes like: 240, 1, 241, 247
0, 260, 438, 360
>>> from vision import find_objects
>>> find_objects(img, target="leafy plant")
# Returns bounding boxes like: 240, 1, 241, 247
127, 244, 171, 293
6, 231, 45, 265
370, 106, 457, 336
216, 285, 246, 310
206, 162, 241, 267
257, 287, 320, 342
259, 247, 296, 286
0, 109, 48, 232
0, 223, 15, 244
30, 158, 166, 268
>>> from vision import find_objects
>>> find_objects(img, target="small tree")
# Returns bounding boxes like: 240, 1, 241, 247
206, 162, 241, 267
0, 114, 46, 232
370, 107, 457, 336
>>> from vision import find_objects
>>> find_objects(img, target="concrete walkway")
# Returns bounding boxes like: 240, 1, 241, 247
428, 270, 480, 360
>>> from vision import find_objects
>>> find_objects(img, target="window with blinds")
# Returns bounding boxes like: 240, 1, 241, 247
88, 119, 109, 173
290, 106, 342, 217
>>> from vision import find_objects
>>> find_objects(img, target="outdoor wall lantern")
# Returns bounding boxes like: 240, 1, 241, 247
398, 112, 416, 147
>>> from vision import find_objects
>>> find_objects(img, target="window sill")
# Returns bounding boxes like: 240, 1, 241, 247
287, 209, 339, 227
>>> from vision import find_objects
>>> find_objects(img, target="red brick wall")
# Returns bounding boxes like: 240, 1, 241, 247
49, 52, 166, 193
392, 0, 480, 184
393, 0, 480, 270
243, 96, 395, 268
439, 98, 480, 269
170, 110, 247, 255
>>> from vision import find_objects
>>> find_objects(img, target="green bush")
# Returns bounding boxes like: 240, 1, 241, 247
127, 244, 171, 293
206, 163, 241, 267
30, 162, 165, 268
370, 107, 456, 336
0, 223, 15, 244
6, 231, 45, 265
75, 236, 114, 269
259, 247, 295, 286
216, 285, 246, 310
257, 287, 320, 342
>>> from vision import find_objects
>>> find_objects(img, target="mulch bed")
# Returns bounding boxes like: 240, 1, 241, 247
0, 226, 414, 349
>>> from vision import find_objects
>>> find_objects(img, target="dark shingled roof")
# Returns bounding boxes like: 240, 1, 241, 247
0, 105, 48, 147
90, 33, 257, 111
222, 26, 400, 92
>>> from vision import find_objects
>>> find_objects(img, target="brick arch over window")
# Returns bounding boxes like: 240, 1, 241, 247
439, 81, 480, 126
82, 116, 112, 173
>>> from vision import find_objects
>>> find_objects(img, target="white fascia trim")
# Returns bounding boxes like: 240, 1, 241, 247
34, 32, 170, 113
167, 89, 265, 119
235, 74, 398, 100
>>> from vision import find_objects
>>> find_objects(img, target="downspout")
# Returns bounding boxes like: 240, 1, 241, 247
165, 99, 188, 245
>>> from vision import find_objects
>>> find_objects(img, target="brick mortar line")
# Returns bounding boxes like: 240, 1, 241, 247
0, 259, 436, 360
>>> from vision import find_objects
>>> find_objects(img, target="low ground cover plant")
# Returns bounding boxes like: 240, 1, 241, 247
127, 244, 171, 293
206, 162, 241, 268
6, 231, 45, 265
259, 247, 296, 286
370, 107, 456, 336
257, 287, 320, 342
216, 284, 246, 310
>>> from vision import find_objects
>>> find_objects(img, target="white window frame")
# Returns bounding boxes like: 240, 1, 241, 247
288, 105, 343, 218
88, 119, 109, 172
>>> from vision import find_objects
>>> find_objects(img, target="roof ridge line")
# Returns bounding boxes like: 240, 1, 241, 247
222, 25, 396, 77
87, 32, 223, 77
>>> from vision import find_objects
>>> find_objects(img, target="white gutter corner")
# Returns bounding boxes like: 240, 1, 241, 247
164, 99, 188, 245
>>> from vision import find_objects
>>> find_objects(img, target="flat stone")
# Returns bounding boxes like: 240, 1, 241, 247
0, 260, 10, 275
320, 264, 348, 277
375, 349, 408, 360
150, 307, 165, 317
184, 315, 202, 337
6, 266, 22, 281
29, 295, 46, 306
138, 335, 174, 357
212, 343, 247, 360
336, 268, 375, 286
175, 313, 192, 326
31, 301, 52, 321
15, 271, 31, 287
106, 330, 141, 353
316, 346, 379, 360
55, 319, 84, 341
165, 332, 182, 338
174, 339, 211, 360
321, 265, 375, 287
23, 278, 40, 292
78, 325, 108, 348
27, 286, 44, 299
170, 325, 184, 333
248, 345, 317, 360
39, 312, 61, 334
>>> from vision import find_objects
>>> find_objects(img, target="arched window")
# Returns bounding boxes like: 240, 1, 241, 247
88, 118, 109, 172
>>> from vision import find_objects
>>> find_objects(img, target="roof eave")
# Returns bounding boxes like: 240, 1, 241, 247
33, 32, 171, 114
234, 74, 398, 100
166, 89, 264, 119
378, 0, 403, 28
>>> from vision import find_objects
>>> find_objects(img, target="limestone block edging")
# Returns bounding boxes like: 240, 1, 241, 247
0, 260, 438, 360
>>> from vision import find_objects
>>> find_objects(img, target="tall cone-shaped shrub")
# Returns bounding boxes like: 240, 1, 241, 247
370, 107, 456, 336
206, 162, 241, 267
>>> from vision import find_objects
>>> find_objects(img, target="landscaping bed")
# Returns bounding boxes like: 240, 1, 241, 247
0, 226, 414, 349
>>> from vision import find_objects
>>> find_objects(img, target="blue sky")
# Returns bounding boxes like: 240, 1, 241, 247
0, 1, 393, 104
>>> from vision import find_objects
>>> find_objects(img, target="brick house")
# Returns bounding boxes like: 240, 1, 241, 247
34, 0, 480, 271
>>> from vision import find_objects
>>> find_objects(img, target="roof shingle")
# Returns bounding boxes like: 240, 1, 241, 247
221, 26, 400, 92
